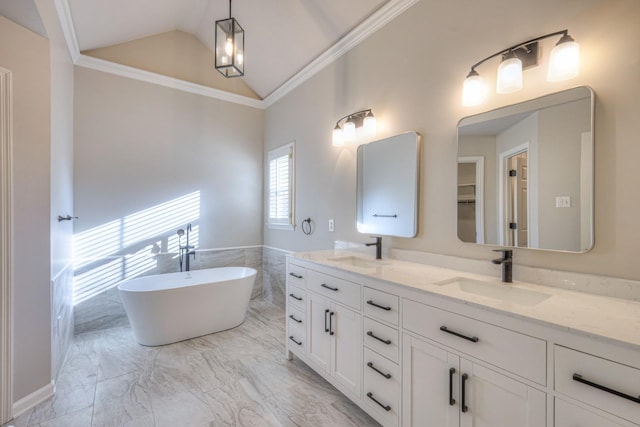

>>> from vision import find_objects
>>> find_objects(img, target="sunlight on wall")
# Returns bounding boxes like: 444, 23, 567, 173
73, 191, 200, 305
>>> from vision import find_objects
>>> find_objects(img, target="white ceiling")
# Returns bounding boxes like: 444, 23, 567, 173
66, 0, 391, 99
0, 0, 46, 37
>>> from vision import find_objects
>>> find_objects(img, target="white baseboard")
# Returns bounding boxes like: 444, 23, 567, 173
12, 381, 55, 417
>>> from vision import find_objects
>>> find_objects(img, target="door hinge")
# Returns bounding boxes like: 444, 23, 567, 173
509, 169, 517, 177
509, 222, 517, 230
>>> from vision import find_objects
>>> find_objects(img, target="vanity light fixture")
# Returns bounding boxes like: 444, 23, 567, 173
462, 29, 580, 106
332, 109, 377, 146
215, 0, 245, 78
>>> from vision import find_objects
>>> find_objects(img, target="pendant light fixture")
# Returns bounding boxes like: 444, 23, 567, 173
462, 30, 580, 106
215, 0, 244, 78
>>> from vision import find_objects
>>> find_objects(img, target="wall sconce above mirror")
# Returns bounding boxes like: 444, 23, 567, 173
357, 131, 420, 238
462, 29, 580, 106
457, 86, 594, 253
333, 109, 377, 146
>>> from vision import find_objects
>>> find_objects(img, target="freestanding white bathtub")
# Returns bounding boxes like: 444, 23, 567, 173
118, 267, 257, 346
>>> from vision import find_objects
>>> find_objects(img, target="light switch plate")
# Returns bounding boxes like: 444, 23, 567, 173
555, 196, 571, 208
329, 219, 335, 232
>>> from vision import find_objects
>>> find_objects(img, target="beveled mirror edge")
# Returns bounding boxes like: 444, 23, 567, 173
455, 86, 595, 253
356, 131, 422, 238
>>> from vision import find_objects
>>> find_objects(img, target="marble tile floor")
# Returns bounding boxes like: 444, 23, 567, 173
4, 300, 380, 427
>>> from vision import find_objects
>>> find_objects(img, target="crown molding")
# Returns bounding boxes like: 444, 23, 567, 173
75, 55, 264, 109
55, 0, 418, 110
262, 0, 419, 107
54, 0, 80, 63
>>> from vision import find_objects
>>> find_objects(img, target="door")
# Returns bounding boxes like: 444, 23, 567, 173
459, 360, 546, 427
402, 334, 459, 427
331, 304, 361, 397
307, 293, 331, 373
506, 151, 528, 247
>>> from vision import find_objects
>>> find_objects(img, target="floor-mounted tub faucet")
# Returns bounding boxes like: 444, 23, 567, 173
177, 224, 196, 272
492, 249, 513, 283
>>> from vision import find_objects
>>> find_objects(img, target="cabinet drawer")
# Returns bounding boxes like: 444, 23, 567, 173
287, 285, 307, 311
287, 263, 306, 287
555, 345, 640, 425
287, 305, 305, 329
364, 317, 400, 363
364, 287, 399, 326
287, 319, 306, 351
403, 299, 546, 385
307, 270, 360, 310
363, 347, 400, 426
555, 398, 629, 427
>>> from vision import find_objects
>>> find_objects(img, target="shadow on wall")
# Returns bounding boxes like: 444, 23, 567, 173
73, 191, 201, 305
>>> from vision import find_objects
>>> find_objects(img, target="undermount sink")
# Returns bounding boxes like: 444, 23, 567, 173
434, 277, 551, 306
328, 256, 391, 268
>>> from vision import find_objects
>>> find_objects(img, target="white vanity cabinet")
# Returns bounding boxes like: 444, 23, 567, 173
402, 303, 547, 427
285, 262, 308, 357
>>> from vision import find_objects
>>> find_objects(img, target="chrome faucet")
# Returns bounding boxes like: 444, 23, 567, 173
177, 224, 196, 272
492, 249, 513, 283
365, 236, 383, 260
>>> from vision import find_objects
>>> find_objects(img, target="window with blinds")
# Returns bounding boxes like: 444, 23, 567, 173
267, 142, 295, 230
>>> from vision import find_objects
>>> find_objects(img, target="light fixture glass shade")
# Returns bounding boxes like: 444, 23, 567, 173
363, 112, 377, 138
496, 53, 523, 94
215, 17, 244, 77
343, 120, 357, 142
332, 126, 344, 147
462, 70, 485, 106
547, 35, 579, 82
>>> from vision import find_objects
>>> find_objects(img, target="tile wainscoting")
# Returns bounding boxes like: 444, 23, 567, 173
73, 246, 289, 335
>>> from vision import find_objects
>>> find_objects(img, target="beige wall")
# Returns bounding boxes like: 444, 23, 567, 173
74, 67, 264, 252
264, 0, 640, 281
0, 16, 52, 401
83, 30, 259, 100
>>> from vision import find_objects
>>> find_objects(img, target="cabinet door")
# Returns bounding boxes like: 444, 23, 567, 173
307, 293, 331, 373
332, 303, 361, 397
402, 334, 459, 427
459, 360, 546, 427
555, 398, 629, 427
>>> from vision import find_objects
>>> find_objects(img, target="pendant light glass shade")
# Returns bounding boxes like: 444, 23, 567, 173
496, 52, 523, 94
462, 69, 485, 106
215, 14, 244, 77
343, 120, 357, 142
332, 125, 344, 147
363, 112, 377, 137
547, 34, 580, 82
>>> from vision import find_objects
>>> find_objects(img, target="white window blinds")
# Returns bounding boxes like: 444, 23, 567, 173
267, 142, 295, 230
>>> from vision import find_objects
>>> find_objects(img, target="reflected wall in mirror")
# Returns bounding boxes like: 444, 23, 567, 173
457, 86, 594, 252
357, 131, 420, 238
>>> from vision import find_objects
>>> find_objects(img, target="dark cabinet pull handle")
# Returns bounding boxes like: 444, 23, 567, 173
449, 368, 456, 406
367, 362, 392, 379
321, 283, 339, 291
366, 300, 391, 311
573, 374, 640, 404
289, 293, 302, 301
289, 272, 303, 279
288, 314, 302, 323
329, 311, 335, 335
288, 336, 302, 346
461, 373, 469, 413
324, 309, 330, 333
367, 331, 392, 345
366, 392, 391, 412
440, 326, 479, 343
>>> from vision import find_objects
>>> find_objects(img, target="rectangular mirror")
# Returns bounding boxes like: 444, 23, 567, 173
357, 131, 420, 237
457, 86, 594, 252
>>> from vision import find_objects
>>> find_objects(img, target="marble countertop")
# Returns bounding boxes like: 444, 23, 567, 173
290, 250, 640, 351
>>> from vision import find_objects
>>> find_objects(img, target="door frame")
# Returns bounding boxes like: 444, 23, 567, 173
457, 156, 485, 244
0, 66, 14, 424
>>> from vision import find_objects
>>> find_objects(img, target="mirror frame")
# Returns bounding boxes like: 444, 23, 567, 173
456, 86, 595, 253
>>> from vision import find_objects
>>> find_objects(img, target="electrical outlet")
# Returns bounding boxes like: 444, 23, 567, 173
328, 219, 335, 232
555, 196, 571, 208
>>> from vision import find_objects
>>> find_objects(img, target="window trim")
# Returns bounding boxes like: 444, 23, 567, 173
267, 141, 295, 231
